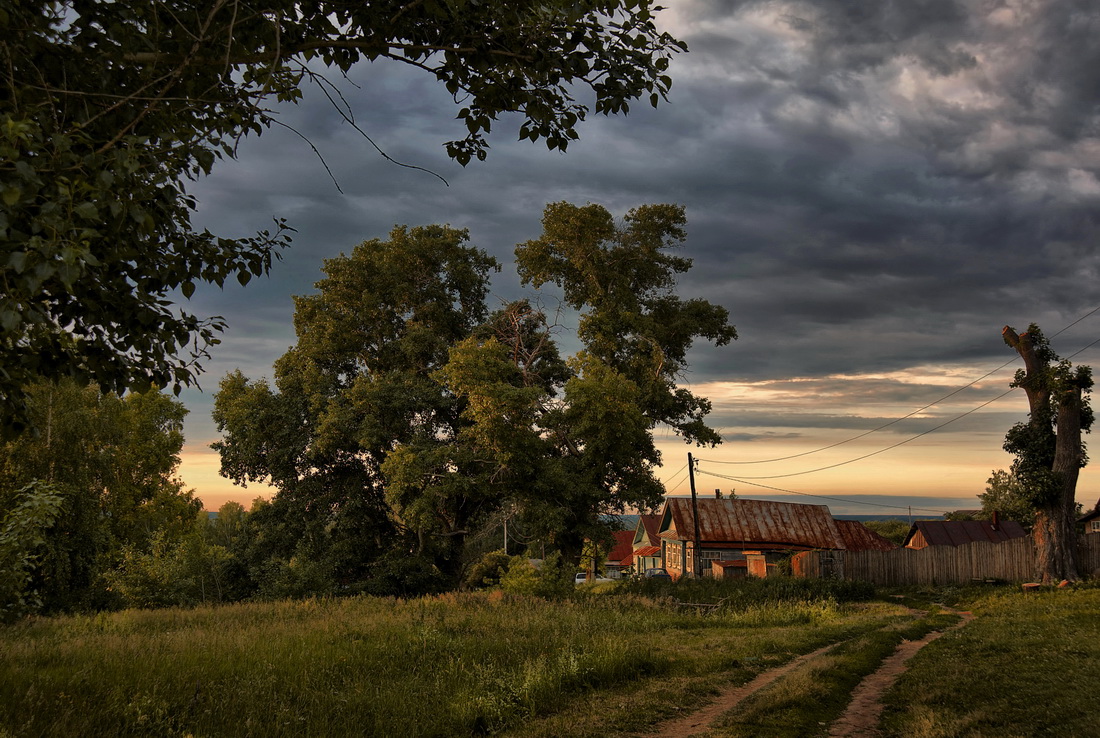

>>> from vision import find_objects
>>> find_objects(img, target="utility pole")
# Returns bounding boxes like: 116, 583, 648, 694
689, 452, 700, 578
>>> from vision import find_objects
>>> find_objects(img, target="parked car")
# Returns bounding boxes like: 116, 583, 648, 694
574, 572, 613, 585
643, 567, 672, 580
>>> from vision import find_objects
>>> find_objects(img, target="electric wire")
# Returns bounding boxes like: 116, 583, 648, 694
696, 467, 952, 515
697, 306, 1100, 470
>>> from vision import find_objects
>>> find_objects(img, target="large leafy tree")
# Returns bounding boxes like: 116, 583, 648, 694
213, 225, 499, 582
1002, 324, 1093, 583
215, 203, 735, 581
0, 380, 200, 610
1, 1, 685, 430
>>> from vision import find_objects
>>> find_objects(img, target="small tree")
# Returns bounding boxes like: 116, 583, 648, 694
978, 470, 1040, 529
1002, 324, 1093, 583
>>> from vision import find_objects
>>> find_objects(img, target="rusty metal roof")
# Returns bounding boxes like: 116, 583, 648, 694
633, 545, 660, 557
904, 519, 1028, 548
606, 530, 635, 564
658, 498, 846, 550
633, 514, 663, 546
834, 520, 898, 552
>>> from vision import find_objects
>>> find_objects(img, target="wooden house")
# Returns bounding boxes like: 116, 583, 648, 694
656, 497, 851, 579
632, 514, 663, 573
1080, 501, 1100, 534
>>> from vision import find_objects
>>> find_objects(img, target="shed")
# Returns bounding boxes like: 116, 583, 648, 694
711, 560, 748, 579
903, 518, 1027, 549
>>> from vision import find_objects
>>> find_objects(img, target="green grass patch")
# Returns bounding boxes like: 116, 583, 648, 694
880, 586, 1100, 737
0, 588, 908, 737
699, 611, 959, 738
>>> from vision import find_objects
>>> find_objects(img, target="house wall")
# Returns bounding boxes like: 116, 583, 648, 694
906, 530, 930, 550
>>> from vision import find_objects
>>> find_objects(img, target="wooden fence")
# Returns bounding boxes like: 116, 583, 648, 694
792, 535, 1100, 586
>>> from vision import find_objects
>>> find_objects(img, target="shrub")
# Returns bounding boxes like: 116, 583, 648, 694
462, 549, 512, 589
500, 552, 572, 598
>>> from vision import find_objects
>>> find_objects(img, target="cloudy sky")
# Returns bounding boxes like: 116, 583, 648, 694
180, 0, 1100, 517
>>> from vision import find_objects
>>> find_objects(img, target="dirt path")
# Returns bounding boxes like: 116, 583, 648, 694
826, 609, 973, 737
646, 641, 841, 738
644, 607, 973, 738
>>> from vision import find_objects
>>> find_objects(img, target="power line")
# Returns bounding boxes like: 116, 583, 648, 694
705, 387, 1016, 480
699, 359, 1017, 465
699, 470, 950, 516
698, 307, 1100, 470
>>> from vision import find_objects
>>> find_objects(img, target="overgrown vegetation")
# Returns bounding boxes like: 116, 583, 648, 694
0, 587, 898, 737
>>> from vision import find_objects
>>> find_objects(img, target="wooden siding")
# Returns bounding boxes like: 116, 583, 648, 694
792, 535, 1100, 585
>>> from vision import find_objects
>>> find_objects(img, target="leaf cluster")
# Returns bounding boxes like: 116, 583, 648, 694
1, 0, 684, 431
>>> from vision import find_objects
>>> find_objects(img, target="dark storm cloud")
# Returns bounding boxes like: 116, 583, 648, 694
181, 1, 1100, 502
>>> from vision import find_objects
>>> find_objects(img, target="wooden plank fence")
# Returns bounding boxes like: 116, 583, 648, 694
792, 535, 1100, 586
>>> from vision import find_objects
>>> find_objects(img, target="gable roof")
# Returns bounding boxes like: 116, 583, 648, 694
1080, 501, 1100, 524
834, 520, 898, 552
903, 519, 1027, 547
606, 530, 635, 565
632, 514, 662, 546
658, 497, 846, 550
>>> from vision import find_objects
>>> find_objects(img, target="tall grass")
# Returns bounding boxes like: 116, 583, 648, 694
0, 587, 897, 737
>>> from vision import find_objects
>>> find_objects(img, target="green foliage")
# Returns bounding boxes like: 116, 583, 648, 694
2, 1, 684, 431
500, 553, 574, 599
0, 482, 64, 622
1003, 324, 1094, 508
0, 380, 200, 611
619, 574, 876, 607
862, 519, 912, 545
104, 528, 232, 609
978, 469, 1039, 527
355, 553, 450, 598
214, 205, 736, 588
463, 549, 513, 589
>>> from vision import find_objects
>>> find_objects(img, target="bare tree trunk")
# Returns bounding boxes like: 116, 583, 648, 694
1037, 386, 1085, 583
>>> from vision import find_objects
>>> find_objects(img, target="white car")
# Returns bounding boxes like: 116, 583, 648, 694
574, 572, 613, 585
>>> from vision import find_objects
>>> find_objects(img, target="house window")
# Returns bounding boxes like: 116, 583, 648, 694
697, 550, 727, 563
1091, 521, 1100, 533
666, 544, 682, 571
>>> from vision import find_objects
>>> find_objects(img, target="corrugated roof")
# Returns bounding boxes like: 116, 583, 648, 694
658, 498, 846, 550
606, 530, 635, 564
834, 520, 898, 552
904, 519, 1028, 548
633, 545, 660, 557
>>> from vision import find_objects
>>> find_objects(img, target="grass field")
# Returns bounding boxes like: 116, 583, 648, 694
1, 580, 1097, 737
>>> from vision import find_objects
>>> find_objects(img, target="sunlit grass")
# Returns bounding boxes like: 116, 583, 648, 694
880, 586, 1100, 737
0, 586, 904, 737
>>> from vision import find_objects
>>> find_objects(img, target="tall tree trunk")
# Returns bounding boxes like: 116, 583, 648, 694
1003, 326, 1085, 583
1035, 386, 1084, 583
